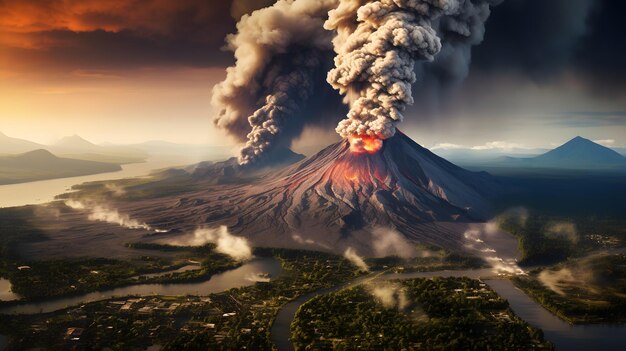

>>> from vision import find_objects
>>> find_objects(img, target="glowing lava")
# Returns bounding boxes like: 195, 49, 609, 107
348, 135, 383, 154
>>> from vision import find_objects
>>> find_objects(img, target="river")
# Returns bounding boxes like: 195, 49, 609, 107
0, 258, 281, 315
271, 269, 626, 351
0, 159, 187, 208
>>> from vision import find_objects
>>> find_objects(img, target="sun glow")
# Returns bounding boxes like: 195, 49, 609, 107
348, 135, 383, 154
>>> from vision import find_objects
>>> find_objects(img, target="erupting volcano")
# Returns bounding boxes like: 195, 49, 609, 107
144, 131, 499, 254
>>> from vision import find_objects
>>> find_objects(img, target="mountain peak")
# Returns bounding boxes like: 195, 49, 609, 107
533, 135, 625, 168
55, 134, 98, 149
18, 149, 57, 160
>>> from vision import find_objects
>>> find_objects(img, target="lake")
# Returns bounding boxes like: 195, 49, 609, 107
0, 159, 186, 208
0, 257, 282, 315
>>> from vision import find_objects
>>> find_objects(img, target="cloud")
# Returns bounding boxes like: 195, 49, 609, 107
545, 222, 578, 244
366, 283, 409, 310
593, 139, 615, 147
170, 226, 253, 261
371, 227, 426, 259
0, 0, 237, 69
343, 247, 369, 272
291, 234, 332, 250
430, 141, 532, 152
245, 272, 271, 283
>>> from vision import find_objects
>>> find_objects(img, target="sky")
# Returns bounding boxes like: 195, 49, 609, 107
0, 0, 625, 151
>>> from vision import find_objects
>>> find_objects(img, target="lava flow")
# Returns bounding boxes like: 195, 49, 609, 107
348, 135, 384, 154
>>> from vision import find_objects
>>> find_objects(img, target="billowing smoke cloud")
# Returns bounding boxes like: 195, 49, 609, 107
344, 247, 369, 271
215, 0, 504, 164
327, 0, 503, 141
366, 282, 409, 310
65, 200, 152, 230
212, 0, 340, 165
170, 226, 253, 261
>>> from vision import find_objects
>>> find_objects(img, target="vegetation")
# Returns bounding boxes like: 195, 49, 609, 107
513, 254, 626, 324
0, 249, 361, 350
0, 241, 237, 300
498, 209, 626, 266
292, 277, 553, 351
366, 252, 486, 272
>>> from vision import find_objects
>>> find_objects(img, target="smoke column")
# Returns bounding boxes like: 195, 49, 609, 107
214, 0, 504, 163
326, 0, 503, 150
212, 0, 339, 165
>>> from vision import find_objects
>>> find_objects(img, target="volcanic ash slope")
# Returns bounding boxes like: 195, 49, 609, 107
160, 132, 499, 253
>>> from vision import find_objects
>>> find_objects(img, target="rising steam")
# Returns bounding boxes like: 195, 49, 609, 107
372, 227, 421, 259
65, 200, 151, 230
344, 247, 369, 271
366, 282, 409, 310
170, 226, 253, 261
214, 0, 503, 164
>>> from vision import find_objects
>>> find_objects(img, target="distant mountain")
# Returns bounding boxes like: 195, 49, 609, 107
54, 134, 100, 152
52, 135, 147, 164
0, 132, 45, 155
487, 137, 626, 171
0, 149, 122, 185
431, 148, 546, 165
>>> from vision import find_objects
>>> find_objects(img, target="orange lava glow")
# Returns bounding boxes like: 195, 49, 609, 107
348, 135, 383, 154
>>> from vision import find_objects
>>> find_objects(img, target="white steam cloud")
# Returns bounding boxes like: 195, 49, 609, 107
344, 246, 369, 271
245, 272, 271, 283
545, 222, 579, 244
367, 282, 409, 310
65, 200, 151, 230
170, 226, 253, 261
372, 227, 428, 259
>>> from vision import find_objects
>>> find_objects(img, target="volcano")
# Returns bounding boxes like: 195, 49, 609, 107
137, 132, 499, 253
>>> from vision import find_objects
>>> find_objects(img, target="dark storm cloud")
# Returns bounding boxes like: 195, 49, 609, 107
470, 0, 626, 94
471, 0, 596, 80
573, 1, 626, 93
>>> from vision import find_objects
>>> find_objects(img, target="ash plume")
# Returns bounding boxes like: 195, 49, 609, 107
326, 0, 503, 141
169, 226, 253, 261
214, 0, 504, 163
212, 0, 340, 165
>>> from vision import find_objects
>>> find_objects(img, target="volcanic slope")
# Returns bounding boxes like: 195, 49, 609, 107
143, 132, 499, 253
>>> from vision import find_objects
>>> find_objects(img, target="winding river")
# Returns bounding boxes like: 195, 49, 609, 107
271, 269, 626, 351
0, 258, 281, 315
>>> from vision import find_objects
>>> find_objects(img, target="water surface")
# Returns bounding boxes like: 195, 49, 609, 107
487, 279, 626, 351
0, 258, 281, 315
0, 159, 185, 208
